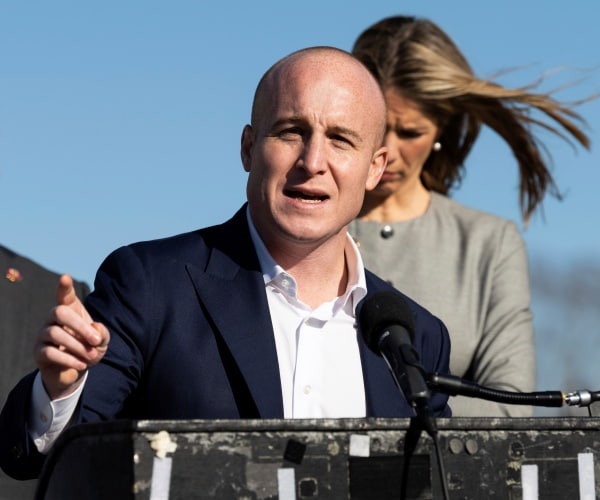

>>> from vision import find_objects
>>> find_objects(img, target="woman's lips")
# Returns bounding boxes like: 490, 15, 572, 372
379, 171, 400, 182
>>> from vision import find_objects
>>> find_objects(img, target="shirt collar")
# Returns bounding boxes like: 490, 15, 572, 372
245, 207, 367, 310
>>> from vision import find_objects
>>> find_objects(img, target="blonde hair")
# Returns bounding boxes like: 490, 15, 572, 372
353, 16, 592, 223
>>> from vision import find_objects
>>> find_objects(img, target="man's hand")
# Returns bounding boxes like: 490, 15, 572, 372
34, 274, 110, 400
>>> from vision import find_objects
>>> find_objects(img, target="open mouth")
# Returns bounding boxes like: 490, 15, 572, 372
284, 189, 328, 203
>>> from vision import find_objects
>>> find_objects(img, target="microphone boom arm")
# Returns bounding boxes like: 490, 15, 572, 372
426, 372, 600, 408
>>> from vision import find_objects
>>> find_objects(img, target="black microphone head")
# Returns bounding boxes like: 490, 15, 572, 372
358, 291, 416, 352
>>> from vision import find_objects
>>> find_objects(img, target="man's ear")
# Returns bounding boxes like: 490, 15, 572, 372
240, 125, 253, 172
365, 146, 388, 191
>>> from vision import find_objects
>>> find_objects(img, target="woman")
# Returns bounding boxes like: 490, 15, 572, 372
349, 16, 591, 416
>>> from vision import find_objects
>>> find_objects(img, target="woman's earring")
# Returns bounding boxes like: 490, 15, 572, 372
433, 141, 442, 152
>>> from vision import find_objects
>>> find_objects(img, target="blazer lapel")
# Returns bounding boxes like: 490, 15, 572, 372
186, 208, 284, 418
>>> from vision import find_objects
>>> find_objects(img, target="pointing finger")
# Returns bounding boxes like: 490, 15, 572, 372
57, 274, 78, 306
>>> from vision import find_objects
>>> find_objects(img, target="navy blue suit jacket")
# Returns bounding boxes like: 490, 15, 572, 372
0, 205, 451, 479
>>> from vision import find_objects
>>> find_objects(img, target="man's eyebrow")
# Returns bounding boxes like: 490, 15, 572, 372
330, 126, 363, 143
270, 116, 307, 129
332, 126, 360, 137
268, 117, 363, 143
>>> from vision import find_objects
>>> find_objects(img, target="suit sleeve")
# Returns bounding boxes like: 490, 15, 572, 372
81, 244, 159, 422
0, 372, 46, 480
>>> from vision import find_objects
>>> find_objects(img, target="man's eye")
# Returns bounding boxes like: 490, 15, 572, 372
278, 128, 303, 139
331, 134, 352, 146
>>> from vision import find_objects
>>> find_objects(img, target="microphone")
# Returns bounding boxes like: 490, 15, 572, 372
360, 291, 449, 499
358, 291, 432, 417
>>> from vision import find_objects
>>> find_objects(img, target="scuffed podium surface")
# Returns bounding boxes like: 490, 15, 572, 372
36, 417, 600, 499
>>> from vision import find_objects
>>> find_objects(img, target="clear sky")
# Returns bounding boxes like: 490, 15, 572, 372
1, 2, 599, 410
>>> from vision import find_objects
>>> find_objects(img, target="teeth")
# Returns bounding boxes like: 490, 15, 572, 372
297, 194, 322, 200
286, 190, 326, 202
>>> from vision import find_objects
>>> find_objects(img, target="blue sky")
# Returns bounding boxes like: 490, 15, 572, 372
1, 2, 599, 407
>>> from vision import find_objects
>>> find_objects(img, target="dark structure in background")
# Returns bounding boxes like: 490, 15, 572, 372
0, 245, 89, 500
530, 255, 600, 416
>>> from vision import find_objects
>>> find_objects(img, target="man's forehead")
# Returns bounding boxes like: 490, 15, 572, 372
268, 88, 368, 129
253, 49, 386, 140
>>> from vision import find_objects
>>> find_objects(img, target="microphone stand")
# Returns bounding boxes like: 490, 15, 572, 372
389, 351, 450, 500
401, 412, 450, 500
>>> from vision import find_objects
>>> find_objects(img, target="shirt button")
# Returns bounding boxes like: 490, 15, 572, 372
303, 385, 312, 395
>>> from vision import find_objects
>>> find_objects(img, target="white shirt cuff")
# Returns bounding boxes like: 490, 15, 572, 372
29, 371, 87, 454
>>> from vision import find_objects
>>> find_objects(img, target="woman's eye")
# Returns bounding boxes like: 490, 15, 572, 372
397, 129, 421, 139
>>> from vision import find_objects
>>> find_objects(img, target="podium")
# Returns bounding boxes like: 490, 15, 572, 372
36, 417, 600, 499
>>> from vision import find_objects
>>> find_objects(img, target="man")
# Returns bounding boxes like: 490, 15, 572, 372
0, 245, 89, 498
0, 47, 451, 481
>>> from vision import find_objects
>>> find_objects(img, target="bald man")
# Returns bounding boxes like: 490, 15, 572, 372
1, 47, 451, 480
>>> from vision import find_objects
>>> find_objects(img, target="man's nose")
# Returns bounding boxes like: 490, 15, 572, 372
296, 136, 327, 174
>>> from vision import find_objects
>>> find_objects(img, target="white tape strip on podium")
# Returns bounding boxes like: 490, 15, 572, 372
521, 464, 539, 500
278, 467, 296, 500
578, 452, 596, 500
349, 434, 370, 457
150, 456, 173, 500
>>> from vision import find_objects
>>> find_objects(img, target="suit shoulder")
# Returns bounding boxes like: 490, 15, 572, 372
102, 206, 251, 269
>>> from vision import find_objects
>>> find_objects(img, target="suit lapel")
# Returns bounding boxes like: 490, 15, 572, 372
186, 208, 284, 418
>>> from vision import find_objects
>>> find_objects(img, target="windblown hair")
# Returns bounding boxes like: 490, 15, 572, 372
352, 15, 592, 223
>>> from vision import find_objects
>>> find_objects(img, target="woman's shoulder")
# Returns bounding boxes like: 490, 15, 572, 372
431, 192, 516, 228
430, 193, 524, 251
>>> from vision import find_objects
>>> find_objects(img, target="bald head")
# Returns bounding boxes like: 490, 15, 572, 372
251, 46, 387, 149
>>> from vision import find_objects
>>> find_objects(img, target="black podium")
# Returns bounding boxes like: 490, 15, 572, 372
35, 417, 600, 499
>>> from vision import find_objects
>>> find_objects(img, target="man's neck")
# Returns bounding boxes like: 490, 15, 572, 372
271, 235, 349, 309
